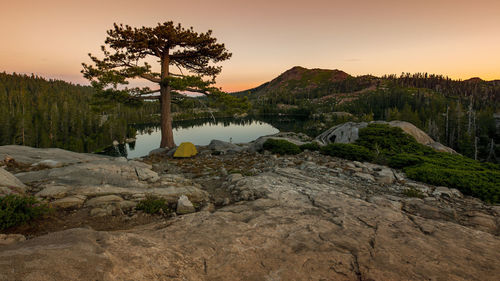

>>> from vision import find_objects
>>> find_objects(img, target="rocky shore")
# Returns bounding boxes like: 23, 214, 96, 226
0, 134, 499, 280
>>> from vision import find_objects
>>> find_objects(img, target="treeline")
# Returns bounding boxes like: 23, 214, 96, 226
339, 85, 499, 163
382, 73, 500, 103
0, 72, 158, 152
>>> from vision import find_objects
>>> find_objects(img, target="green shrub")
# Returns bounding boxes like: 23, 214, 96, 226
136, 196, 171, 214
317, 122, 500, 203
263, 139, 301, 155
403, 163, 500, 203
356, 124, 433, 156
320, 143, 375, 162
388, 153, 424, 168
0, 194, 51, 230
299, 142, 321, 151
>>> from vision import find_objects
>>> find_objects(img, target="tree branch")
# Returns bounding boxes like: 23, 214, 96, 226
184, 88, 209, 95
138, 88, 161, 95
139, 73, 161, 83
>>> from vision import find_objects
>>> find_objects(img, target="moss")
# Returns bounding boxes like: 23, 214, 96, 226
320, 143, 374, 162
263, 139, 301, 155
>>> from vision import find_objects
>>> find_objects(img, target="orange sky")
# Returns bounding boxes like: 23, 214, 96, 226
1, 0, 500, 92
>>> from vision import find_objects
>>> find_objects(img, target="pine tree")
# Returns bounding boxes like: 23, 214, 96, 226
82, 21, 232, 148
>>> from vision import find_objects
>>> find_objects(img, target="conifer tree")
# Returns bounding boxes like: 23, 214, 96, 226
82, 21, 232, 148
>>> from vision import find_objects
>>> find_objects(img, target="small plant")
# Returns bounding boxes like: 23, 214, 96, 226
0, 194, 51, 230
263, 139, 301, 155
299, 142, 321, 151
136, 196, 171, 214
402, 188, 425, 199
320, 143, 374, 162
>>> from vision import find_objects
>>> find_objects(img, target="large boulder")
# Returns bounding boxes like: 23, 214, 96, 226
315, 121, 367, 144
247, 132, 307, 153
15, 159, 153, 189
207, 140, 244, 154
388, 120, 434, 145
0, 145, 105, 166
315, 121, 457, 153
0, 167, 26, 194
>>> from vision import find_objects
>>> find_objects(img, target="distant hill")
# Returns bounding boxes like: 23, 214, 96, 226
234, 66, 500, 104
233, 66, 375, 101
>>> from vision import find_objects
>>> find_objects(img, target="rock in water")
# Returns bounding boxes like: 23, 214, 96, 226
176, 195, 195, 214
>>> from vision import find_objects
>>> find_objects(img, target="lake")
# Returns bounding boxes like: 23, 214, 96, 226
105, 117, 298, 158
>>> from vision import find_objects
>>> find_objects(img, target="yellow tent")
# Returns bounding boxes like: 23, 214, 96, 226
173, 142, 198, 158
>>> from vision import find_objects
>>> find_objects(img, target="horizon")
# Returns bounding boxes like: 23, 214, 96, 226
2, 66, 498, 94
1, 0, 500, 92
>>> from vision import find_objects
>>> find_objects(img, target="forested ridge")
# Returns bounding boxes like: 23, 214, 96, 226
236, 68, 499, 163
1, 70, 498, 163
0, 72, 157, 152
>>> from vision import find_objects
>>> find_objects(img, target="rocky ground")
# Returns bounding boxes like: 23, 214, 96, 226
0, 140, 499, 280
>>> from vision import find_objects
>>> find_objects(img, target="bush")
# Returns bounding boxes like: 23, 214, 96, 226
320, 143, 375, 162
0, 194, 51, 230
299, 142, 321, 151
388, 153, 424, 168
356, 124, 433, 156
403, 163, 500, 203
388, 151, 500, 203
317, 122, 500, 203
263, 139, 301, 155
136, 196, 171, 214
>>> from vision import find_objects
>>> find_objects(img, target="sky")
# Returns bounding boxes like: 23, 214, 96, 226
1, 0, 500, 92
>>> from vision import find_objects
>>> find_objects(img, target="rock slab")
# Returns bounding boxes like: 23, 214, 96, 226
1, 167, 498, 281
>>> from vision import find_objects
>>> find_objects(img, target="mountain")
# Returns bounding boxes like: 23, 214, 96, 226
233, 66, 375, 101
235, 66, 500, 104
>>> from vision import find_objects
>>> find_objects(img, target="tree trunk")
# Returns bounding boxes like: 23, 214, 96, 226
160, 86, 174, 148
159, 54, 175, 148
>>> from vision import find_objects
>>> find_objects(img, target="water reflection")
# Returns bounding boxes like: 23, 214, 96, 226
99, 116, 310, 159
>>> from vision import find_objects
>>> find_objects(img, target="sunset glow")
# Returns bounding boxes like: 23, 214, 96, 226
1, 0, 500, 92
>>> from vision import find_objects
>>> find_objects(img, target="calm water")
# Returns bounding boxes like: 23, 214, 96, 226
121, 118, 280, 158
